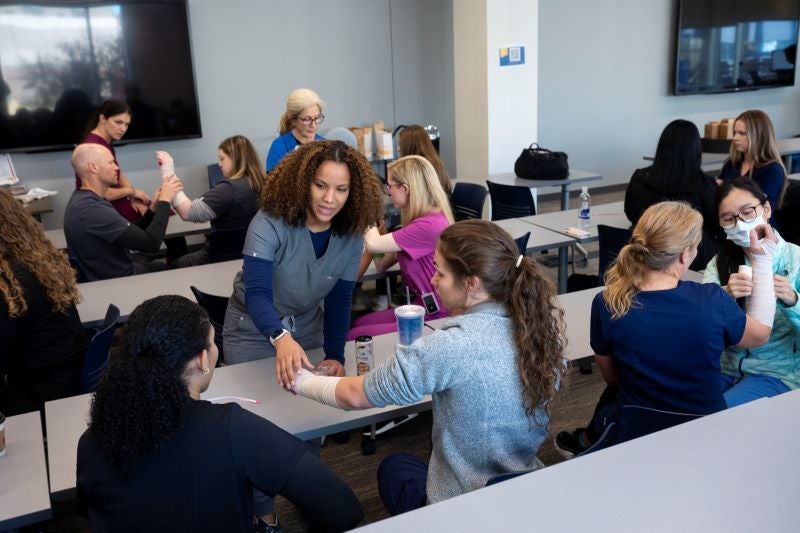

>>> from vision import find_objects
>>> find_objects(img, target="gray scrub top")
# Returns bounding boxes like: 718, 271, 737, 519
229, 211, 363, 327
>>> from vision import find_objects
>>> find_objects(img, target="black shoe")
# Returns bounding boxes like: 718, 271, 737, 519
254, 515, 281, 533
554, 428, 590, 458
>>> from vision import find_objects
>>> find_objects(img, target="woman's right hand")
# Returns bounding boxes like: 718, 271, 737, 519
725, 272, 753, 299
275, 335, 314, 389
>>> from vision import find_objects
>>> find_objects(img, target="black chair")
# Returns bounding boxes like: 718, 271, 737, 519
514, 232, 531, 255
207, 163, 225, 188
452, 182, 488, 221
80, 304, 121, 393
190, 286, 228, 365
617, 405, 702, 442
207, 227, 248, 263
486, 181, 536, 221
597, 224, 633, 281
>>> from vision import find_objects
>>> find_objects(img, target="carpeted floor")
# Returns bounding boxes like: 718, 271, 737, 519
23, 186, 624, 533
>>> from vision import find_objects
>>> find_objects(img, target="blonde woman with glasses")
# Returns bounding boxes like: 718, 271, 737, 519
266, 88, 325, 172
349, 155, 454, 339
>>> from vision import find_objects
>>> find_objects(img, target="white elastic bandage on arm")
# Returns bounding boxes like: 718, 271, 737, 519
747, 239, 777, 327
293, 369, 342, 408
172, 191, 189, 208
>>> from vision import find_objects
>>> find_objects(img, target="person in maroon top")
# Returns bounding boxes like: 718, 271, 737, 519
76, 100, 150, 222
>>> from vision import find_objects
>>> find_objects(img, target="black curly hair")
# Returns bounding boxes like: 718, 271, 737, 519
88, 295, 212, 482
262, 140, 383, 235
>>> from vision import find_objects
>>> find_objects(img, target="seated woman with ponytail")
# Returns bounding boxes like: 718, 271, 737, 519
703, 178, 800, 406
288, 220, 566, 514
76, 295, 362, 533
556, 201, 775, 457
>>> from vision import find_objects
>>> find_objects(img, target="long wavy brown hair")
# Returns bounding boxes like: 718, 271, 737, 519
0, 190, 81, 316
398, 125, 452, 194
437, 220, 566, 423
218, 135, 267, 193
261, 140, 383, 235
727, 109, 787, 207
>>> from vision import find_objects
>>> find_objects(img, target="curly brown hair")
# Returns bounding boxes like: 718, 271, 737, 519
261, 140, 383, 235
0, 190, 81, 316
438, 220, 567, 424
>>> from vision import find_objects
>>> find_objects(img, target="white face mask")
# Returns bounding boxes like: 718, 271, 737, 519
724, 215, 766, 248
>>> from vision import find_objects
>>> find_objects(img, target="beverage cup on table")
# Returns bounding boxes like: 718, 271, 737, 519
395, 305, 425, 346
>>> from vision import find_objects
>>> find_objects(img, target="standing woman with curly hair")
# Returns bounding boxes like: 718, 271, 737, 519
719, 109, 787, 218
223, 140, 381, 529
77, 295, 362, 533
289, 220, 566, 514
164, 134, 267, 267
266, 88, 326, 172
0, 190, 88, 415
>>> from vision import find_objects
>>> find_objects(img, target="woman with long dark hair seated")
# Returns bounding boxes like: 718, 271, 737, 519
703, 178, 800, 406
624, 119, 723, 270
77, 295, 362, 533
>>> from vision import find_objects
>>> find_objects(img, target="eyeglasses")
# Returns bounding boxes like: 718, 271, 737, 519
719, 204, 763, 230
296, 114, 324, 126
383, 182, 404, 195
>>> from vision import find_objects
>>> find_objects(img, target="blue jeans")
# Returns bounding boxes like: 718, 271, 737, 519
721, 374, 790, 407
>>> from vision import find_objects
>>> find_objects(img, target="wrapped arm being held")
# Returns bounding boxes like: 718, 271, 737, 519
737, 224, 777, 347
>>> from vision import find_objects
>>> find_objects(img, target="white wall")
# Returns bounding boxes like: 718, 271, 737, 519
11, 0, 454, 228
538, 0, 800, 188
486, 0, 538, 175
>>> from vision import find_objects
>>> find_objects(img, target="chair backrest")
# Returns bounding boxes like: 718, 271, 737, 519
451, 182, 488, 221
207, 163, 225, 188
618, 405, 703, 442
80, 303, 121, 393
207, 227, 248, 263
597, 224, 632, 280
190, 286, 228, 364
486, 181, 536, 221
514, 232, 531, 255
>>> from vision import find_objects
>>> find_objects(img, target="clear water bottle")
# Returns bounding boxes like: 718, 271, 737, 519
578, 186, 591, 228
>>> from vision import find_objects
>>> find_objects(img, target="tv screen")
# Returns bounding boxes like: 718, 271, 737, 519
0, 0, 201, 152
674, 0, 800, 95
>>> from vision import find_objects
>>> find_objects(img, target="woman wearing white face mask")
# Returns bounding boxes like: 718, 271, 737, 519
703, 178, 800, 407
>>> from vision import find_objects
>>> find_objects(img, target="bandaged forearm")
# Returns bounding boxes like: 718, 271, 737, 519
172, 191, 189, 208
748, 240, 777, 327
293, 369, 342, 408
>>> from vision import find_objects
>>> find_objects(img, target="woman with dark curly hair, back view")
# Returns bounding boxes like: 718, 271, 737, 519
77, 295, 362, 533
0, 190, 88, 415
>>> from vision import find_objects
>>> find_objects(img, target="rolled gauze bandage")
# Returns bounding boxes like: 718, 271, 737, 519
156, 150, 188, 206
747, 240, 777, 327
293, 369, 342, 408
738, 264, 752, 278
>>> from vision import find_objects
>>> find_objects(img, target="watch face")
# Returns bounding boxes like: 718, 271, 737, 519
270, 329, 284, 340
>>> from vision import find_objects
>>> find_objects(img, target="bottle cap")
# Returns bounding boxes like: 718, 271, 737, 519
581, 186, 588, 194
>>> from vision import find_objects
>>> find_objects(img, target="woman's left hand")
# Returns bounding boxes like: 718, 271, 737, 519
314, 359, 345, 377
774, 274, 798, 307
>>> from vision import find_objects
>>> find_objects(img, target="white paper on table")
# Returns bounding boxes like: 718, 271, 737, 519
16, 187, 58, 203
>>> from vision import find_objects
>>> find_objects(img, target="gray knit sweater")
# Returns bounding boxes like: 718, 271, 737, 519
364, 301, 549, 504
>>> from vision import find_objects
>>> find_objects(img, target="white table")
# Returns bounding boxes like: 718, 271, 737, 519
0, 412, 53, 529
76, 259, 400, 327
45, 217, 212, 251
486, 170, 603, 210
355, 389, 800, 532
45, 327, 432, 500
493, 218, 577, 293
521, 201, 630, 244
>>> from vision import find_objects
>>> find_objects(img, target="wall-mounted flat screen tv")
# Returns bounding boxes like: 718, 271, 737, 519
674, 0, 800, 95
0, 0, 201, 152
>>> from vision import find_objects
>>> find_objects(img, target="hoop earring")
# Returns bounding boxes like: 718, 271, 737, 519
201, 367, 210, 375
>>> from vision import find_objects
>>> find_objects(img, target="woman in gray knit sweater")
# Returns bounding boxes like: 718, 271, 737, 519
290, 220, 567, 513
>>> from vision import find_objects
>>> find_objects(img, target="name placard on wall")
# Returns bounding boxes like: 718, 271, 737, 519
499, 46, 525, 67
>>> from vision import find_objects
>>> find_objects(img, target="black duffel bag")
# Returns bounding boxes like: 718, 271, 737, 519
514, 143, 569, 180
